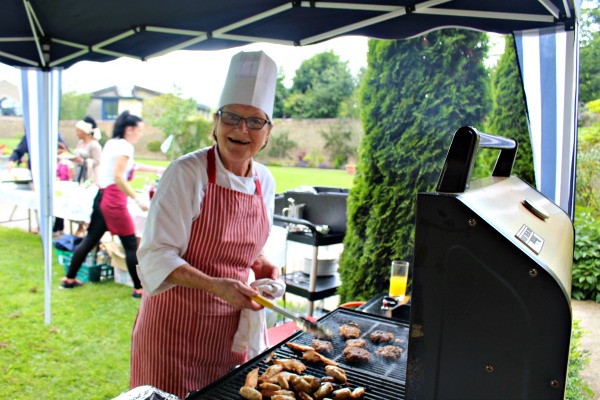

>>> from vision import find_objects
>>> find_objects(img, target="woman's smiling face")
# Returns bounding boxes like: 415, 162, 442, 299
213, 103, 271, 173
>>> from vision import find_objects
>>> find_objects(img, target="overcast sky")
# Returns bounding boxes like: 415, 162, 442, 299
0, 34, 503, 109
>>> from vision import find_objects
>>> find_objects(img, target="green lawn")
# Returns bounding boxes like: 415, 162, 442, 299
0, 227, 139, 399
133, 158, 355, 193
0, 166, 354, 399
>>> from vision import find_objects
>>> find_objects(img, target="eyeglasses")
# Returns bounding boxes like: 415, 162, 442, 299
217, 110, 270, 130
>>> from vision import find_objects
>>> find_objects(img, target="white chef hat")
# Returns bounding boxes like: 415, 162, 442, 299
217, 50, 278, 120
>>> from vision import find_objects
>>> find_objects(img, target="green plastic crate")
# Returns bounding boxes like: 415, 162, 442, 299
55, 249, 114, 283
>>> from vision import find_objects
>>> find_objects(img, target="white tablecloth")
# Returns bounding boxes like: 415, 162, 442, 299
0, 180, 148, 236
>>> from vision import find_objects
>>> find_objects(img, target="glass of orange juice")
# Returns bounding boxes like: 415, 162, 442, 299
389, 260, 409, 300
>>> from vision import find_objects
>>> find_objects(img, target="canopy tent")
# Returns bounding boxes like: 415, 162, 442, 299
0, 0, 580, 324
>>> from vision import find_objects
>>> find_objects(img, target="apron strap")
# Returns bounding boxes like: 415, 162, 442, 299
207, 145, 217, 184
254, 174, 262, 197
208, 145, 263, 197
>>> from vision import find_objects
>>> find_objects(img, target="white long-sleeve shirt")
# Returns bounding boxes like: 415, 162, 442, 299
137, 146, 275, 295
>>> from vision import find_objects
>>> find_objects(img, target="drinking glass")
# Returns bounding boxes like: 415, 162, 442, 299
389, 260, 409, 299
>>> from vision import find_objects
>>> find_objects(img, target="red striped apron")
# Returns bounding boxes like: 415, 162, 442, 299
130, 146, 269, 398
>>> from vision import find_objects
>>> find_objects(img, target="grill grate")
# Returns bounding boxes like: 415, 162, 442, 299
186, 308, 408, 400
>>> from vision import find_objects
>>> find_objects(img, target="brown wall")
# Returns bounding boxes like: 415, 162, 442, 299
0, 116, 363, 165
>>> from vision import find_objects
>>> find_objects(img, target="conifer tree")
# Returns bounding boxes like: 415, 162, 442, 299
338, 30, 491, 301
486, 35, 535, 185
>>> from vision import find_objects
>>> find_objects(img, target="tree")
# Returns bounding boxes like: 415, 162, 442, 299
338, 67, 366, 119
273, 67, 290, 118
268, 131, 296, 159
338, 30, 491, 302
321, 123, 356, 168
483, 35, 535, 185
580, 1, 600, 102
142, 89, 209, 159
60, 91, 91, 120
285, 51, 355, 118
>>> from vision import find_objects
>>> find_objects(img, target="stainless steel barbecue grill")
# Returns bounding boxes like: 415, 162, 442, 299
406, 126, 574, 400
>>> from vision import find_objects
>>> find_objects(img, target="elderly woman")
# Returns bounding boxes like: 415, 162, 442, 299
131, 51, 281, 397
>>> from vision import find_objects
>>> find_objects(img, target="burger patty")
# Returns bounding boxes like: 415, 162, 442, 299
312, 339, 333, 353
343, 347, 371, 363
339, 324, 361, 340
375, 345, 403, 360
370, 330, 394, 344
345, 339, 367, 348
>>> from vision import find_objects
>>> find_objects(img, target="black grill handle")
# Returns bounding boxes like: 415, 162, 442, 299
436, 126, 518, 193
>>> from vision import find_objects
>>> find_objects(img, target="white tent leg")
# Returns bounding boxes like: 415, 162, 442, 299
21, 68, 61, 324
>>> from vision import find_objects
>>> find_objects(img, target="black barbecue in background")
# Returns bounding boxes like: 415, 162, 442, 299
187, 126, 573, 400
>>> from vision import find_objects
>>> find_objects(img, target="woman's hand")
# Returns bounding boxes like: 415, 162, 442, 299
211, 278, 262, 310
251, 255, 281, 280
135, 197, 149, 212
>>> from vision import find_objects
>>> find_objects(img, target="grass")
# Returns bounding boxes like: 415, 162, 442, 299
0, 205, 596, 399
0, 227, 595, 399
0, 135, 356, 193
132, 157, 355, 193
0, 227, 139, 399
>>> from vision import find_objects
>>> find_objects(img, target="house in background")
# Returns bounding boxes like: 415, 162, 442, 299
87, 85, 162, 120
87, 85, 212, 121
0, 80, 22, 116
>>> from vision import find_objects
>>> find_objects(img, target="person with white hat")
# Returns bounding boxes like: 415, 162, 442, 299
131, 50, 282, 397
72, 116, 102, 185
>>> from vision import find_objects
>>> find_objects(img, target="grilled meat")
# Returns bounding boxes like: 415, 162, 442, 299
351, 387, 366, 399
345, 338, 366, 348
332, 388, 352, 399
302, 350, 338, 366
369, 330, 394, 344
259, 364, 284, 382
273, 358, 308, 374
262, 389, 296, 398
292, 376, 315, 394
339, 324, 361, 339
314, 382, 334, 399
246, 367, 259, 388
375, 345, 403, 360
325, 365, 347, 384
298, 392, 313, 400
277, 373, 291, 390
286, 342, 315, 352
311, 339, 333, 353
259, 382, 281, 391
239, 386, 262, 400
343, 347, 371, 363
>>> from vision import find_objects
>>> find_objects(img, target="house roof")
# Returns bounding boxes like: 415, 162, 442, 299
0, 80, 20, 102
91, 85, 163, 99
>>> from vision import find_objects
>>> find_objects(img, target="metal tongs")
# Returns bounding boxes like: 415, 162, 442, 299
252, 294, 333, 340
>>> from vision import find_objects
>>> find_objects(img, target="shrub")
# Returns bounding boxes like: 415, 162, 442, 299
576, 142, 600, 212
321, 123, 356, 169
268, 131, 296, 159
573, 211, 600, 302
484, 35, 535, 185
147, 140, 163, 153
566, 320, 594, 400
588, 99, 600, 115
